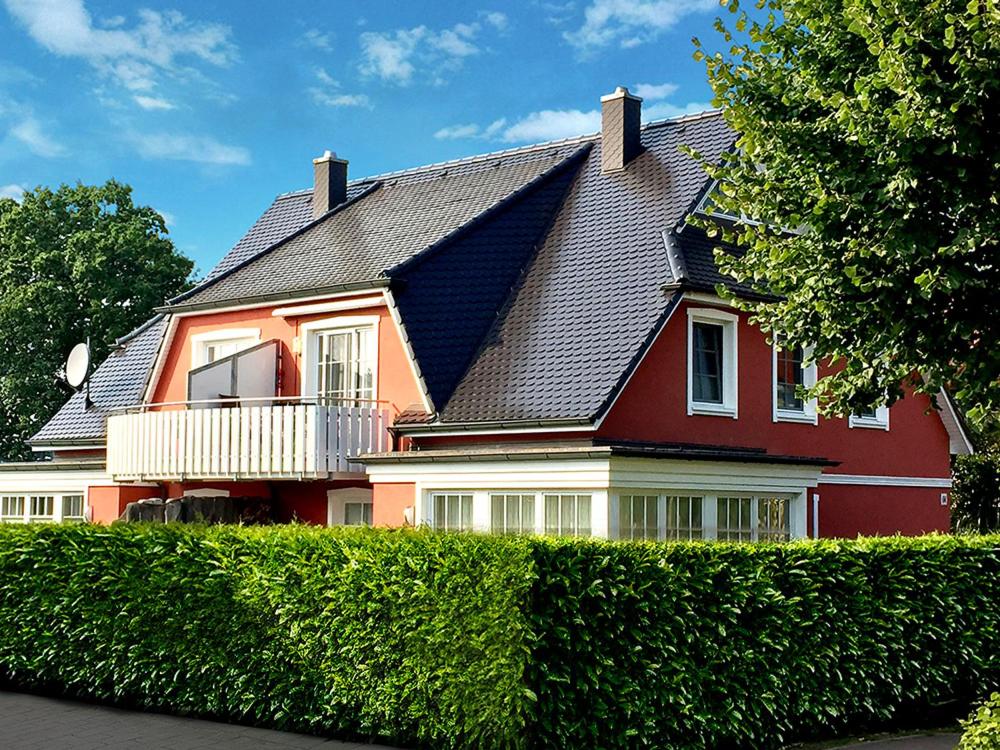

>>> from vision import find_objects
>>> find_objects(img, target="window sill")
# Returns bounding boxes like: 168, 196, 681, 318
774, 409, 817, 425
689, 402, 738, 419
848, 418, 889, 431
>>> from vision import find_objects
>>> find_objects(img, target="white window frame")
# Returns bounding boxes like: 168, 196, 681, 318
609, 490, 805, 542
687, 307, 739, 418
190, 328, 261, 368
0, 492, 89, 524
326, 487, 374, 527
428, 492, 475, 532
300, 315, 380, 403
772, 342, 818, 424
849, 405, 890, 431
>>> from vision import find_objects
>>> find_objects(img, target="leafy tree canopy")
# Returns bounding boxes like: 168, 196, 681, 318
0, 180, 192, 460
694, 0, 1000, 423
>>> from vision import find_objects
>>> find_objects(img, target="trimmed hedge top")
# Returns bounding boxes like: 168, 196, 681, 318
0, 525, 997, 749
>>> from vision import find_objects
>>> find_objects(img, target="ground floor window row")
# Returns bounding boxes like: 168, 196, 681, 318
425, 491, 794, 541
0, 494, 85, 524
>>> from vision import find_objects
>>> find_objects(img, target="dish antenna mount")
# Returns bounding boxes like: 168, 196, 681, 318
65, 341, 92, 407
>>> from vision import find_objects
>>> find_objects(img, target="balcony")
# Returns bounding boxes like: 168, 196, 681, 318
106, 398, 392, 482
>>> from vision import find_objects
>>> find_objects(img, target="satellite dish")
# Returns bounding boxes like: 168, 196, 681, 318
65, 342, 91, 389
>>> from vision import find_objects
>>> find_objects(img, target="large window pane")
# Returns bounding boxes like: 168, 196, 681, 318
665, 496, 703, 540
315, 327, 375, 406
432, 494, 473, 532
491, 494, 535, 535
618, 495, 659, 540
717, 496, 753, 542
758, 497, 790, 542
776, 346, 805, 411
692, 322, 724, 404
344, 501, 373, 526
29, 496, 54, 521
1, 496, 24, 523
543, 494, 592, 537
62, 495, 85, 522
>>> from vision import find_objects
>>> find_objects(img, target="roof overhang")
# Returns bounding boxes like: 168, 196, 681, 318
159, 279, 392, 316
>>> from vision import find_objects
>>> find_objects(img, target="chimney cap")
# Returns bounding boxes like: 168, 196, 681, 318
313, 149, 348, 164
601, 86, 642, 103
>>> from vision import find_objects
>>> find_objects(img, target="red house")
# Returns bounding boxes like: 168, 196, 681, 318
3, 88, 971, 540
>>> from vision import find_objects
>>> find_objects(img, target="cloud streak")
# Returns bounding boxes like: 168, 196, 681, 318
129, 132, 250, 165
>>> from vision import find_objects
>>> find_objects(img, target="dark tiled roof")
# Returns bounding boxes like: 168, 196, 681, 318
172, 144, 586, 310
30, 317, 168, 445
392, 149, 588, 410
668, 224, 773, 300
436, 111, 734, 424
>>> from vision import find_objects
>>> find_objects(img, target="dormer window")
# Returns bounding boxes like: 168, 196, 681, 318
773, 343, 817, 424
191, 328, 261, 368
687, 307, 739, 418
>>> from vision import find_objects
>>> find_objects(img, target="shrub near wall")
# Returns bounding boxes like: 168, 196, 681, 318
0, 524, 534, 749
526, 536, 1000, 749
0, 527, 998, 750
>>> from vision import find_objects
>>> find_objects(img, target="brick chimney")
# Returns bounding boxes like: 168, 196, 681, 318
601, 87, 643, 173
312, 150, 348, 218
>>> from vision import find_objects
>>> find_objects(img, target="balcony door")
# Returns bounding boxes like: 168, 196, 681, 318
302, 316, 378, 407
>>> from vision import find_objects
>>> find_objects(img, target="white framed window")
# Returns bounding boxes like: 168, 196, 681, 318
687, 308, 738, 418
544, 494, 592, 537
773, 342, 817, 424
62, 495, 85, 522
301, 316, 379, 406
665, 496, 703, 540
849, 404, 890, 431
490, 493, 535, 535
344, 502, 373, 526
191, 328, 261, 368
29, 495, 54, 521
431, 493, 474, 532
1, 496, 24, 523
717, 495, 790, 542
327, 488, 374, 527
618, 494, 659, 540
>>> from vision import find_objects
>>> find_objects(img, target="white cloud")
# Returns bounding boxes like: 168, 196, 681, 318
309, 67, 371, 108
436, 95, 712, 144
565, 0, 717, 51
359, 18, 499, 85
156, 208, 176, 227
359, 27, 425, 84
300, 28, 331, 51
10, 117, 66, 157
434, 123, 482, 140
0, 183, 26, 201
130, 132, 250, 165
632, 82, 678, 100
3, 0, 237, 91
483, 11, 508, 30
133, 94, 175, 110
502, 109, 602, 142
645, 100, 713, 119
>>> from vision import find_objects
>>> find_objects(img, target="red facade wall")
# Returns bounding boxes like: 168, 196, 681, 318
373, 483, 416, 527
88, 485, 162, 524
817, 484, 950, 537
599, 299, 952, 479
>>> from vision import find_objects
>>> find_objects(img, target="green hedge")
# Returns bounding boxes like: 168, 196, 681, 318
0, 526, 998, 749
0, 524, 535, 748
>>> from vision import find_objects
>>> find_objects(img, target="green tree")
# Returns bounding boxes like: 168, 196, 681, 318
0, 180, 192, 460
694, 0, 1000, 422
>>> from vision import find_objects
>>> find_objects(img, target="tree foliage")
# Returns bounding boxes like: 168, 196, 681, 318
694, 0, 1000, 421
0, 181, 192, 460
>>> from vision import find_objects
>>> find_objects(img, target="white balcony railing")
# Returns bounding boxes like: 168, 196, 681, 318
107, 400, 391, 481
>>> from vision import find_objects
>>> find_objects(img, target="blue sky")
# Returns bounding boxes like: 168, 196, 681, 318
0, 0, 728, 276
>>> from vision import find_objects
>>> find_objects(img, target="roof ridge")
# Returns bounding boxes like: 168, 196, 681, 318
273, 109, 724, 199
